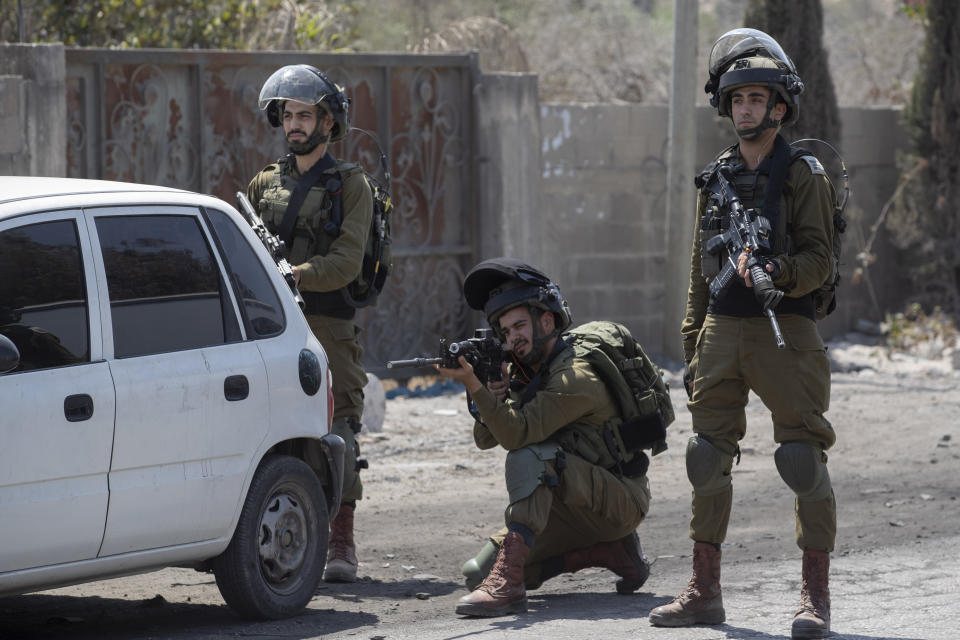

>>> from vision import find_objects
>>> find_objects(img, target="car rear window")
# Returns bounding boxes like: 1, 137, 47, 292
96, 214, 240, 358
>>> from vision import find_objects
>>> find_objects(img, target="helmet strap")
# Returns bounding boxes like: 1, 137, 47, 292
517, 307, 555, 367
734, 95, 781, 140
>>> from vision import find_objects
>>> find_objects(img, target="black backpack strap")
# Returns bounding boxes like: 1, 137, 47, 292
759, 133, 794, 231
278, 152, 337, 245
322, 171, 344, 238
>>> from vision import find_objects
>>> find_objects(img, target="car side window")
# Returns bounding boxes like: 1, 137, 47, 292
96, 214, 240, 358
204, 208, 286, 338
0, 219, 90, 372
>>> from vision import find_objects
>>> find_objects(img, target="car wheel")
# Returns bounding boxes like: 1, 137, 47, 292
212, 454, 328, 619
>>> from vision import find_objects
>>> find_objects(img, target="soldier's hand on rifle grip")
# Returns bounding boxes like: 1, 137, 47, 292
486, 362, 510, 401
435, 355, 482, 394
737, 252, 778, 288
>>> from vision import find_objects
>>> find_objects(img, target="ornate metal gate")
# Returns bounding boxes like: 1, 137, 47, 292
65, 49, 478, 375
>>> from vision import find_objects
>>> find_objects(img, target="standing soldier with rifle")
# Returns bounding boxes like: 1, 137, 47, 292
649, 29, 838, 640
247, 64, 373, 584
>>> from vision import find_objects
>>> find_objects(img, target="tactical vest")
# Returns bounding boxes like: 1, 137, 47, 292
697, 139, 820, 320
257, 155, 365, 319
512, 323, 673, 479
508, 343, 625, 474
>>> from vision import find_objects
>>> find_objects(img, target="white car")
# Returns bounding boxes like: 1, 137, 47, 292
0, 177, 343, 620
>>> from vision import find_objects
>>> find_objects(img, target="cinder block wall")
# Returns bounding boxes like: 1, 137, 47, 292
538, 104, 670, 354
538, 103, 910, 359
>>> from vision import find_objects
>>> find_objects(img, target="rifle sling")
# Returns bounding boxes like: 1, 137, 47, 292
517, 338, 573, 407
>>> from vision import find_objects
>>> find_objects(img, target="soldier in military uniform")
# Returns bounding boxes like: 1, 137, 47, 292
436, 258, 652, 618
649, 30, 836, 640
248, 64, 373, 583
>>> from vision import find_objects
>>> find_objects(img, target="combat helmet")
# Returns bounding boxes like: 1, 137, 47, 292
463, 257, 572, 336
258, 64, 351, 142
705, 28, 804, 128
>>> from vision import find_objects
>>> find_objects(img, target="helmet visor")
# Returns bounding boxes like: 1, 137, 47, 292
708, 28, 796, 78
257, 65, 335, 111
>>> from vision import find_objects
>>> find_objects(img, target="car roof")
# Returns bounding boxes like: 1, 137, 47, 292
0, 176, 186, 205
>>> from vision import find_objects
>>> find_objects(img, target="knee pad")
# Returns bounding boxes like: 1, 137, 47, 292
775, 442, 832, 501
685, 436, 733, 496
504, 442, 558, 504
461, 540, 498, 590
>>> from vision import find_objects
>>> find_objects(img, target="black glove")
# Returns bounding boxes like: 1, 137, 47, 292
683, 361, 694, 400
765, 257, 783, 281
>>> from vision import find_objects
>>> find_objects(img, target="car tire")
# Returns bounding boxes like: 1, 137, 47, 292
212, 454, 328, 619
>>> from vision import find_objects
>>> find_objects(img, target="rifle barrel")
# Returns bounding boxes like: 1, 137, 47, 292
765, 309, 786, 349
386, 357, 443, 369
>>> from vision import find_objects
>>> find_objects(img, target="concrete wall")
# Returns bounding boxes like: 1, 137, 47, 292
538, 103, 911, 359
0, 44, 66, 177
474, 73, 543, 268
538, 104, 672, 355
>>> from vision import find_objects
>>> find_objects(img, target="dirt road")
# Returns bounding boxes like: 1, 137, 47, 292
1, 338, 958, 640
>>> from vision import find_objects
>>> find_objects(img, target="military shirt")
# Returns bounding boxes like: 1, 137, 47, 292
470, 346, 619, 453
680, 145, 835, 363
246, 155, 373, 293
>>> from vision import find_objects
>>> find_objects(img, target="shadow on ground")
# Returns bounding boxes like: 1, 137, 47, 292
0, 592, 377, 640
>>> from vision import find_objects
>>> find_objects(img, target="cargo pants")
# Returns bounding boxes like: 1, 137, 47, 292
307, 314, 366, 503
489, 449, 650, 587
687, 313, 836, 551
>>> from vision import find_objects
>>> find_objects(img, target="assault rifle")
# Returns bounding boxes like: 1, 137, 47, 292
704, 163, 786, 348
236, 191, 304, 309
387, 328, 505, 384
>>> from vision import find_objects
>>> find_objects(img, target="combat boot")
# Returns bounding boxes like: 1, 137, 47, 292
792, 549, 830, 639
323, 504, 358, 582
455, 531, 530, 617
649, 542, 725, 627
562, 531, 651, 594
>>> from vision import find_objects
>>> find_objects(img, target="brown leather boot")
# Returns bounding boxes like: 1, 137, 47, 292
562, 531, 650, 594
648, 542, 725, 627
792, 549, 830, 639
455, 531, 530, 617
323, 504, 358, 582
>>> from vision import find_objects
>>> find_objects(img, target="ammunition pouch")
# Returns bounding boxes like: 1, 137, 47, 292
601, 415, 662, 478
554, 424, 615, 469
700, 228, 724, 280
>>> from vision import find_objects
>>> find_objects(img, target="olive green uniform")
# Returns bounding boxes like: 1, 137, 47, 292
680, 139, 837, 552
248, 154, 373, 502
469, 344, 651, 586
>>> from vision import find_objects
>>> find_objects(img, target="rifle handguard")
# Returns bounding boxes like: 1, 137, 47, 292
709, 260, 739, 300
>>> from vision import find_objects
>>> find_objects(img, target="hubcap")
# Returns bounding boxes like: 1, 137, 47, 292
258, 490, 309, 590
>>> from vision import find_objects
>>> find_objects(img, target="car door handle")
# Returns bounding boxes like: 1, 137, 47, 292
64, 394, 94, 422
224, 375, 249, 402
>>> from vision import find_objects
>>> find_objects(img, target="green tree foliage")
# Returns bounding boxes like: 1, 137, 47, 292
0, 0, 358, 51
888, 0, 960, 314
743, 0, 841, 146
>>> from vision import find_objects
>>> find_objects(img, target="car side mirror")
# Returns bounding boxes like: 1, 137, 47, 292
0, 334, 21, 373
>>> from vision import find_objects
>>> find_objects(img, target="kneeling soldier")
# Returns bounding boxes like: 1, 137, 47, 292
437, 258, 653, 617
